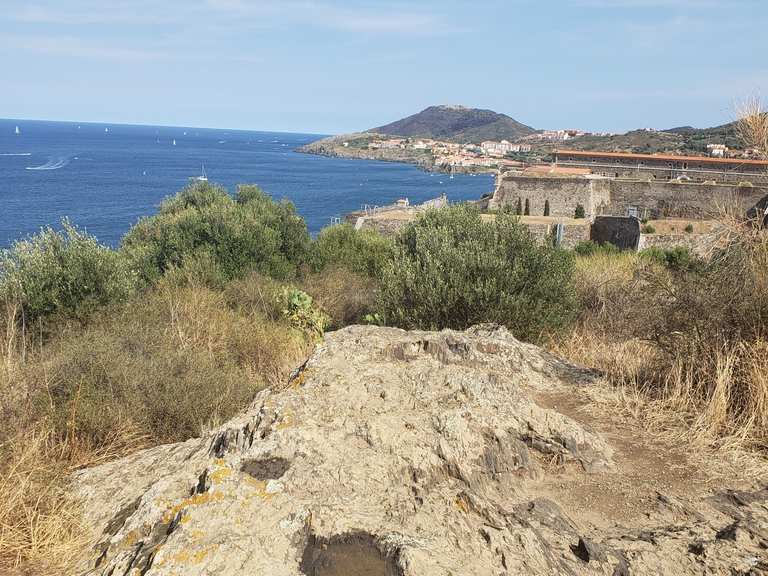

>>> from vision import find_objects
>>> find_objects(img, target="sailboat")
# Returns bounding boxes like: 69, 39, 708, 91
449, 165, 455, 179
194, 165, 208, 182
105, 127, 109, 133
15, 125, 20, 135
172, 139, 177, 146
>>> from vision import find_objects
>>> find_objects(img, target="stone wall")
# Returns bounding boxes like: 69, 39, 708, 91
489, 175, 610, 218
638, 232, 717, 257
607, 180, 768, 219
491, 174, 768, 220
523, 221, 590, 249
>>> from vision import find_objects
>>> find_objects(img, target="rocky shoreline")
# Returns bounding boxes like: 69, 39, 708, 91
296, 133, 493, 175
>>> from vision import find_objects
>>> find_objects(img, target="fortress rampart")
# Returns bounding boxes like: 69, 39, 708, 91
490, 174, 768, 220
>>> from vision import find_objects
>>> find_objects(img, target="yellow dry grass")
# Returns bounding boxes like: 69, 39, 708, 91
0, 277, 315, 574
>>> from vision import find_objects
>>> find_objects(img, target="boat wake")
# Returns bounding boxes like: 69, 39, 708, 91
26, 156, 73, 171
0, 152, 32, 156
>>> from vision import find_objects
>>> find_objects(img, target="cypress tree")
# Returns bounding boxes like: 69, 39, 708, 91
544, 199, 550, 216
524, 198, 530, 216
515, 197, 522, 215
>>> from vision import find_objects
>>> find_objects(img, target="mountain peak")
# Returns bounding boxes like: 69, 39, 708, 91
371, 105, 535, 144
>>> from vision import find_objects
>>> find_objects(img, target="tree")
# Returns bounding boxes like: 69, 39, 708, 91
574, 204, 586, 219
121, 181, 311, 286
544, 199, 551, 217
515, 198, 523, 215
524, 198, 530, 216
377, 205, 578, 342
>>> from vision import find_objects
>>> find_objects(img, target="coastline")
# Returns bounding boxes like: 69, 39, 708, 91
296, 132, 495, 175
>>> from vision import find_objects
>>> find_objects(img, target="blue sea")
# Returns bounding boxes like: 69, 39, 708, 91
0, 119, 493, 248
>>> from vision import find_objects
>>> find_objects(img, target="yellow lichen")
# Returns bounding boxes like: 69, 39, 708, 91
454, 495, 469, 514
161, 491, 225, 524
276, 409, 294, 430
291, 369, 309, 390
243, 476, 276, 500
208, 466, 232, 485
157, 544, 219, 567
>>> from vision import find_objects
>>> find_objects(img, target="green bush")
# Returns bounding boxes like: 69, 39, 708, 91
574, 204, 586, 219
640, 246, 700, 272
310, 223, 394, 278
574, 240, 620, 257
641, 224, 656, 234
121, 182, 310, 286
684, 223, 694, 233
0, 221, 136, 321
376, 205, 577, 341
278, 287, 329, 337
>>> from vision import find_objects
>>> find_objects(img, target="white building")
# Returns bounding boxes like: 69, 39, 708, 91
706, 143, 728, 157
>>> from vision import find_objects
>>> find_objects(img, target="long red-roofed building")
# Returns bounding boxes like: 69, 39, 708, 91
555, 149, 768, 184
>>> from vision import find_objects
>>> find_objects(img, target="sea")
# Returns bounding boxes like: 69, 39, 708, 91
0, 118, 494, 248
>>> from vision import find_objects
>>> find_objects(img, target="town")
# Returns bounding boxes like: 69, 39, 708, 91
340, 132, 768, 257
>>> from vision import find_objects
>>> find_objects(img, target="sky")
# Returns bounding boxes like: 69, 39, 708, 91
1, 0, 766, 134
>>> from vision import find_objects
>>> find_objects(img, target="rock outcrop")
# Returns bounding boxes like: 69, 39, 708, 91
74, 325, 768, 575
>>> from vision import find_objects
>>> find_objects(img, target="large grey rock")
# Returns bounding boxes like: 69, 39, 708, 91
74, 325, 768, 575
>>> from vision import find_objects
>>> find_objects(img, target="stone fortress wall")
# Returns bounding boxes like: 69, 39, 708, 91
491, 174, 768, 220
488, 176, 611, 218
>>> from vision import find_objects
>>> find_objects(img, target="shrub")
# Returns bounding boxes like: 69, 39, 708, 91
377, 205, 577, 341
574, 204, 586, 219
543, 199, 550, 217
574, 240, 620, 257
685, 223, 694, 233
0, 221, 136, 322
641, 224, 656, 234
515, 198, 523, 215
121, 182, 311, 286
641, 246, 701, 272
278, 287, 329, 337
310, 224, 394, 278
19, 283, 310, 447
301, 265, 377, 329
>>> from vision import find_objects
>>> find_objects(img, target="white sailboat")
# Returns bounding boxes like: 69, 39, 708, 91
15, 125, 20, 135
449, 164, 455, 179
172, 139, 177, 146
194, 165, 208, 182
105, 127, 109, 133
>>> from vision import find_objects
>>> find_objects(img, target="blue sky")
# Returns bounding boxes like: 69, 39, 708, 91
1, 0, 765, 134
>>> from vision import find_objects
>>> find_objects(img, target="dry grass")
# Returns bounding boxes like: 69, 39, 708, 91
735, 96, 768, 157
552, 222, 768, 463
301, 265, 376, 329
0, 277, 315, 573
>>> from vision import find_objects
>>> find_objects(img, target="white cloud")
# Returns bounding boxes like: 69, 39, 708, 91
573, 0, 733, 7
203, 0, 454, 35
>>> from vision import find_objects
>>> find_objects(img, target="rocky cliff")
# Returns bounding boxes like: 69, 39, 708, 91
74, 325, 767, 575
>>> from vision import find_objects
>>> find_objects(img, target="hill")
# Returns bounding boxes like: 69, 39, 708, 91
558, 121, 741, 156
371, 104, 536, 143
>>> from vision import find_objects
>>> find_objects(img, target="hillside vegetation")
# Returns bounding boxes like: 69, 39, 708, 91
1, 182, 767, 573
558, 121, 741, 155
371, 104, 536, 143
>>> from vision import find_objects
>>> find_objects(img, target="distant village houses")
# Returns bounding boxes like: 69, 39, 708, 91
706, 143, 728, 157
